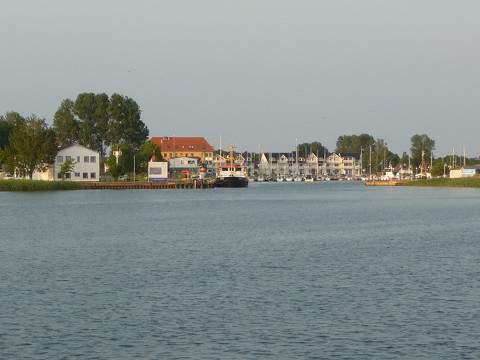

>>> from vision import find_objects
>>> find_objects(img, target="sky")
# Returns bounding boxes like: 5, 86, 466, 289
1, 0, 479, 156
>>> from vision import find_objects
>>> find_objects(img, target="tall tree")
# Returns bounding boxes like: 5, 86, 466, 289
1, 112, 26, 168
53, 99, 79, 147
108, 93, 148, 150
336, 134, 375, 155
5, 115, 57, 179
297, 142, 328, 158
74, 93, 110, 156
410, 134, 435, 169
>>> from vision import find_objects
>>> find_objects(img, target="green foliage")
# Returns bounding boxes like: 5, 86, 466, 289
5, 116, 57, 179
431, 159, 446, 177
75, 93, 110, 156
53, 93, 149, 156
136, 141, 162, 173
297, 142, 328, 158
105, 154, 121, 180
336, 134, 375, 155
337, 135, 399, 173
0, 112, 26, 150
403, 177, 480, 188
105, 140, 161, 178
59, 158, 75, 180
410, 134, 435, 169
53, 99, 79, 147
0, 179, 81, 191
108, 94, 148, 150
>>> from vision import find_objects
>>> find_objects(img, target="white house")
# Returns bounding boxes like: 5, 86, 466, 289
54, 144, 100, 181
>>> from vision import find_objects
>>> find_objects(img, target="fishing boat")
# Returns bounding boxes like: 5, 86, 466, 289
214, 145, 249, 188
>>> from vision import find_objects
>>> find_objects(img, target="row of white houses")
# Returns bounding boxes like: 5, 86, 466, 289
254, 152, 361, 178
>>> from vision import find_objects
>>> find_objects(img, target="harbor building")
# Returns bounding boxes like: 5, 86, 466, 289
150, 136, 214, 162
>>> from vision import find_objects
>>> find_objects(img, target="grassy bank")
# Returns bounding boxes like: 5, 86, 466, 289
402, 177, 480, 188
0, 180, 82, 191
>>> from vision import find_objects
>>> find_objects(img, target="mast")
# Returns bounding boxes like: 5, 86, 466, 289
323, 148, 327, 176
369, 145, 372, 178
295, 138, 299, 176
360, 147, 363, 178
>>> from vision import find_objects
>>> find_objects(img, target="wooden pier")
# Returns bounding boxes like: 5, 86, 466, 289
364, 180, 405, 186
80, 180, 215, 190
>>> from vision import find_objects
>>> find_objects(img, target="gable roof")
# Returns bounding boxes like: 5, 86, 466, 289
150, 136, 214, 152
58, 143, 99, 155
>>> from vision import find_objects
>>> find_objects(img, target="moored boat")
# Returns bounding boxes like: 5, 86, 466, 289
214, 145, 249, 188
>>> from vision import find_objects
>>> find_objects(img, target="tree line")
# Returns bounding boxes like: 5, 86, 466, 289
0, 93, 160, 179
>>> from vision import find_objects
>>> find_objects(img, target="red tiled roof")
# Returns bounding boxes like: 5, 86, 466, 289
150, 136, 215, 152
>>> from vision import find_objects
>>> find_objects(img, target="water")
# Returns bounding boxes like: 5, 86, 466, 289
1, 182, 479, 359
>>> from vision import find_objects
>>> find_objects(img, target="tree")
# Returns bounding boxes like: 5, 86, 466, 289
135, 140, 162, 173
431, 159, 446, 177
0, 112, 27, 169
108, 93, 148, 150
54, 92, 149, 157
410, 134, 435, 169
5, 115, 57, 179
53, 99, 79, 147
59, 158, 75, 180
74, 92, 110, 156
336, 134, 375, 155
105, 154, 121, 180
297, 142, 328, 158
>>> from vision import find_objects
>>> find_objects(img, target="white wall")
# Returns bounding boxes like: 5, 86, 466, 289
54, 144, 100, 181
148, 161, 168, 181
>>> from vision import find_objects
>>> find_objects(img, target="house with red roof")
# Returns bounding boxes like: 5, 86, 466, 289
150, 136, 214, 162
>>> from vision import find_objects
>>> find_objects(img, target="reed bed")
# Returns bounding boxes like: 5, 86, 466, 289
0, 180, 82, 191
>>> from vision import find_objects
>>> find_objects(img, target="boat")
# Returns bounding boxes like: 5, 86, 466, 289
305, 174, 314, 182
285, 176, 294, 182
214, 145, 249, 188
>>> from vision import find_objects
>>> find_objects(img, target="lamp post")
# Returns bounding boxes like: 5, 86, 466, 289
133, 155, 136, 182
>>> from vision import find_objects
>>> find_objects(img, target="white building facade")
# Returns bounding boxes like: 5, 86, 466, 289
54, 144, 100, 181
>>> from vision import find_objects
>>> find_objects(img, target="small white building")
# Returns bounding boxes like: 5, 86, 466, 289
450, 165, 480, 179
148, 154, 168, 182
54, 144, 100, 181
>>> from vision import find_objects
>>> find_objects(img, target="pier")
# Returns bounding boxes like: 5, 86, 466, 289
364, 180, 404, 186
80, 179, 215, 190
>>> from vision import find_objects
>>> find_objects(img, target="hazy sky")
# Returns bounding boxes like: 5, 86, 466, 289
1, 1, 479, 155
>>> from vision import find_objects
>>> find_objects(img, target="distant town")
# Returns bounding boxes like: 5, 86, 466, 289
1, 92, 480, 185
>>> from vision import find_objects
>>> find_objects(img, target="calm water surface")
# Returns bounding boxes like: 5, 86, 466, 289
1, 182, 479, 359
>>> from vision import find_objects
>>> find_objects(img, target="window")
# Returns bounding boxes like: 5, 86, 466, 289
84, 156, 90, 163
77, 156, 80, 163
65, 173, 71, 179
57, 173, 62, 179
75, 172, 80, 177
57, 156, 63, 163
90, 172, 96, 179
83, 173, 88, 179
66, 156, 71, 161
90, 156, 96, 163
